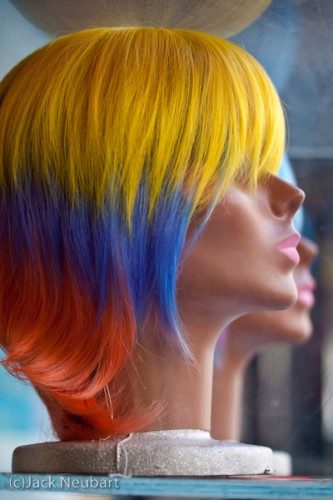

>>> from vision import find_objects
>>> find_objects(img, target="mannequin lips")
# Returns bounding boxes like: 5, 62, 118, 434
297, 279, 316, 309
276, 233, 301, 264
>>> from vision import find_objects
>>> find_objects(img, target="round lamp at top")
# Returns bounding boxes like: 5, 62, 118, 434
10, 0, 271, 38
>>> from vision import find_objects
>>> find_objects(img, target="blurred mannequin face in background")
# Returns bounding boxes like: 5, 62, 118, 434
211, 235, 318, 441
216, 236, 319, 362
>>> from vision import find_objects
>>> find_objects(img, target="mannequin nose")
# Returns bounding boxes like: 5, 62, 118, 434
266, 174, 305, 221
298, 237, 319, 266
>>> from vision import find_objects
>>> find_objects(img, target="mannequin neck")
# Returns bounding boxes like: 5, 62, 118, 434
211, 353, 246, 441
211, 327, 258, 441
125, 310, 229, 431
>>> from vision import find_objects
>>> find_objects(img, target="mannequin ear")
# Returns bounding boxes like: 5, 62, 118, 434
10, 0, 271, 37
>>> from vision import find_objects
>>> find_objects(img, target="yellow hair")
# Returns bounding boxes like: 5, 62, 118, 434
0, 27, 285, 232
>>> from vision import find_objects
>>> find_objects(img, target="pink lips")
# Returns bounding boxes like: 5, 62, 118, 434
297, 280, 316, 309
276, 233, 301, 264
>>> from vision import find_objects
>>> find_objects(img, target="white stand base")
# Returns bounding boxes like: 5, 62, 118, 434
12, 429, 273, 476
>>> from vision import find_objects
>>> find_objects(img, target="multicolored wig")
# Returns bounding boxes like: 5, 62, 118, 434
0, 27, 285, 440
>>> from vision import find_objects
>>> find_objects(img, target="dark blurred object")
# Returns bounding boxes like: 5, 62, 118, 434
232, 0, 333, 159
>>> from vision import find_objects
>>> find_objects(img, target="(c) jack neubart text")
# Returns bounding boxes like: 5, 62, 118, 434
9, 475, 120, 490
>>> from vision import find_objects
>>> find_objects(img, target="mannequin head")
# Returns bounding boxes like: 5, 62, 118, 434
0, 27, 291, 439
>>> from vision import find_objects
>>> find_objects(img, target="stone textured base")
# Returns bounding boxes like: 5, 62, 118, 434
12, 429, 273, 476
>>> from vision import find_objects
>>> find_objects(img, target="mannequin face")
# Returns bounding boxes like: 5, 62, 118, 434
176, 174, 305, 331
224, 237, 318, 353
